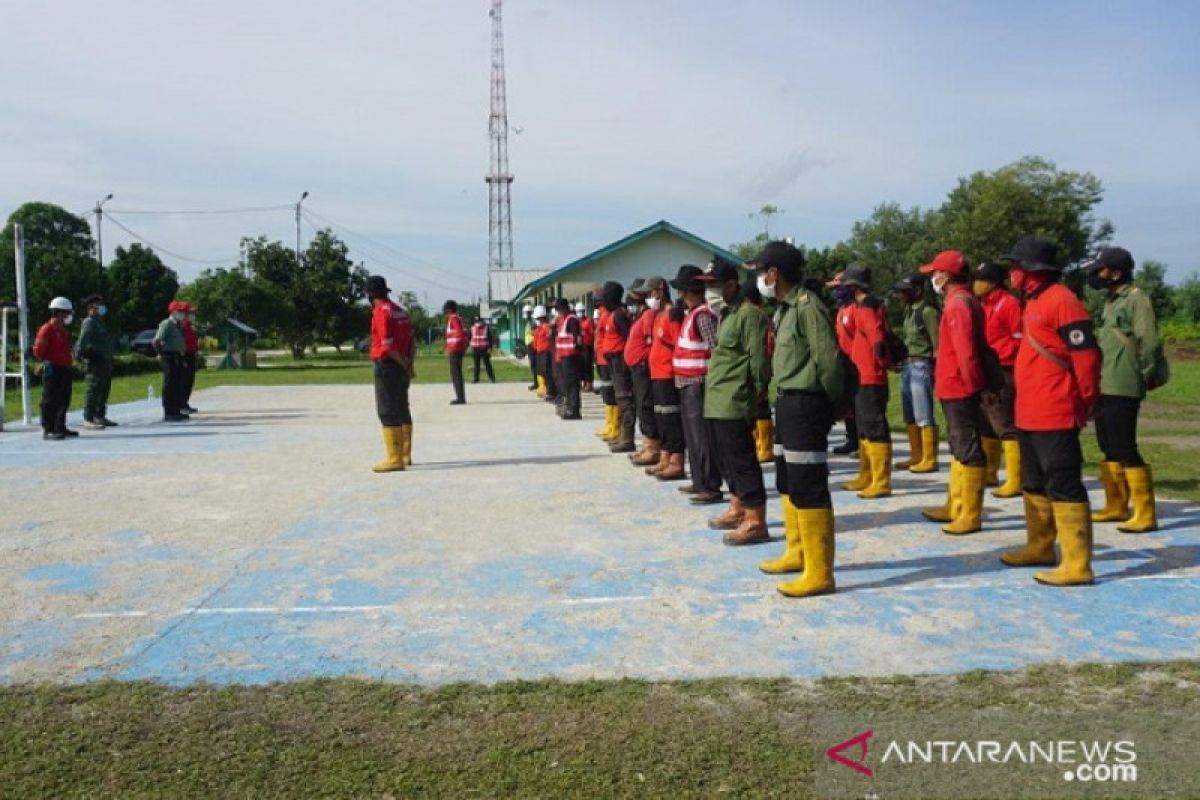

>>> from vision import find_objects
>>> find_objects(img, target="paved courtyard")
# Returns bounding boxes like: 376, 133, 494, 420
2, 382, 1198, 685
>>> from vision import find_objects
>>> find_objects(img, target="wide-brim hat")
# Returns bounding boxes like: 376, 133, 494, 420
669, 264, 705, 291
1001, 236, 1060, 272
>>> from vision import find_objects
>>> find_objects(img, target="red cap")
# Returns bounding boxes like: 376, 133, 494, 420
919, 250, 967, 276
168, 300, 181, 312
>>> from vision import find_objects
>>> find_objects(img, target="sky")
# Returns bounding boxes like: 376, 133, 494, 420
2, 0, 1198, 301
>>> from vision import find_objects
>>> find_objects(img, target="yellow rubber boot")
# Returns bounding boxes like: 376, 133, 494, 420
992, 439, 1022, 498
982, 437, 1002, 487
777, 508, 836, 598
841, 441, 871, 491
910, 426, 939, 473
857, 441, 893, 499
372, 426, 405, 473
1034, 502, 1095, 586
943, 464, 984, 534
595, 405, 616, 439
895, 424, 921, 470
400, 424, 413, 466
1118, 465, 1158, 533
922, 459, 961, 522
1000, 493, 1058, 567
536, 375, 547, 398
760, 496, 804, 574
1091, 461, 1129, 523
755, 419, 775, 463
602, 406, 622, 442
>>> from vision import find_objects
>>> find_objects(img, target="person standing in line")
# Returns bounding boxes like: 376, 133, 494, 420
741, 280, 776, 464
671, 265, 722, 503
998, 237, 1102, 586
179, 302, 200, 414
919, 251, 988, 535
530, 305, 552, 397
646, 277, 686, 480
702, 259, 771, 543
892, 274, 939, 473
523, 306, 538, 391
76, 294, 118, 429
974, 261, 1024, 497
443, 300, 468, 405
839, 264, 893, 499
593, 299, 618, 439
596, 282, 635, 453
469, 317, 497, 384
828, 272, 860, 457
625, 279, 661, 466
750, 242, 844, 598
577, 301, 595, 392
367, 275, 416, 472
553, 298, 584, 420
33, 296, 78, 440
1087, 247, 1162, 533
154, 301, 189, 422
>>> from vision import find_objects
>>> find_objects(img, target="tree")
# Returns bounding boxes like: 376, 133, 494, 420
1170, 272, 1200, 323
179, 266, 278, 337
729, 232, 769, 262
0, 202, 101, 321
304, 230, 369, 350
748, 205, 784, 238
105, 244, 180, 333
843, 202, 941, 294
933, 156, 1111, 268
1133, 260, 1175, 322
240, 236, 309, 357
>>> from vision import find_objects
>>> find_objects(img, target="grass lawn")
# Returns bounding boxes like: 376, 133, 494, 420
2, 661, 1197, 798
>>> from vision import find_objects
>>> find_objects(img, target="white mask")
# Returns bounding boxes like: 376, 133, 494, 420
931, 273, 949, 295
627, 304, 639, 315
757, 274, 776, 300
646, 297, 661, 311
704, 287, 723, 306
64, 314, 74, 325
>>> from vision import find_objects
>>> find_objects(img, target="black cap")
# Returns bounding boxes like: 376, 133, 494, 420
748, 241, 805, 278
553, 297, 571, 311
700, 256, 740, 285
975, 261, 1008, 284
1085, 246, 1135, 274
1002, 236, 1059, 272
669, 264, 705, 291
841, 263, 872, 289
601, 281, 624, 309
365, 275, 390, 296
741, 278, 762, 304
81, 294, 103, 307
643, 276, 667, 292
627, 277, 647, 295
891, 272, 923, 293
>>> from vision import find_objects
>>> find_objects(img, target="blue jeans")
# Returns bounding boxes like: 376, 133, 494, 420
901, 359, 934, 427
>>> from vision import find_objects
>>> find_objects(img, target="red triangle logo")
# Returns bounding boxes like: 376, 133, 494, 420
826, 730, 874, 776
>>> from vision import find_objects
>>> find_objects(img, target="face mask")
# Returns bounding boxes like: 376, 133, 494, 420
832, 286, 853, 306
971, 280, 991, 298
704, 288, 724, 307
97, 305, 107, 316
1087, 273, 1112, 291
627, 304, 639, 315
931, 274, 949, 295
1009, 267, 1031, 294
646, 297, 661, 311
756, 274, 776, 300
63, 314, 74, 325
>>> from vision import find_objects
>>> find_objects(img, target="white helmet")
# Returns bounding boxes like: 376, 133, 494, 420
49, 296, 73, 312
574, 302, 585, 314
592, 309, 601, 320
532, 305, 547, 319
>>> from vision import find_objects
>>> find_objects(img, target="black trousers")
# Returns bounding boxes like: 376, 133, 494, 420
181, 352, 198, 406
471, 348, 495, 383
710, 417, 766, 506
942, 395, 986, 466
374, 359, 412, 426
528, 350, 538, 386
160, 352, 184, 416
840, 352, 859, 438
776, 390, 834, 509
609, 352, 635, 436
680, 382, 721, 492
854, 383, 889, 442
558, 355, 581, 417
597, 363, 615, 406
1095, 394, 1145, 467
1018, 428, 1088, 503
581, 346, 594, 384
448, 352, 466, 401
652, 378, 685, 454
631, 362, 657, 438
979, 367, 1017, 440
40, 365, 72, 433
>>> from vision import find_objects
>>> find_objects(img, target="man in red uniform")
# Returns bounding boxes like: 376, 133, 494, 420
553, 298, 584, 420
179, 302, 200, 414
369, 276, 416, 472
839, 264, 893, 499
33, 296, 78, 440
596, 282, 636, 452
530, 306, 552, 396
623, 279, 659, 464
974, 261, 1023, 497
646, 277, 686, 480
998, 237, 1102, 586
577, 302, 595, 392
919, 250, 988, 534
443, 300, 468, 405
828, 272, 859, 457
469, 317, 496, 384
592, 301, 616, 439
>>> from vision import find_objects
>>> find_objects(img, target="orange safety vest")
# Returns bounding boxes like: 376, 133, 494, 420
555, 313, 579, 360
445, 314, 467, 354
594, 309, 610, 366
672, 304, 716, 378
470, 322, 491, 350
649, 307, 681, 381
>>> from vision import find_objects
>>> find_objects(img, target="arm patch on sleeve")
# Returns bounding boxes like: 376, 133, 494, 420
1058, 320, 1097, 351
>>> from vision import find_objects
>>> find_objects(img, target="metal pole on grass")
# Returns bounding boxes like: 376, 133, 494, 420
14, 223, 32, 425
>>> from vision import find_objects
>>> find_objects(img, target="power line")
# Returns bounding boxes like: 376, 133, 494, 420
105, 204, 294, 216
103, 214, 237, 266
302, 207, 484, 287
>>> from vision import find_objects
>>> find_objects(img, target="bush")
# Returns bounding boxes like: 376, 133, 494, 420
2, 353, 163, 391
1160, 319, 1200, 344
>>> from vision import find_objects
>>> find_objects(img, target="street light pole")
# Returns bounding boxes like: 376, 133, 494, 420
295, 191, 309, 264
94, 193, 113, 269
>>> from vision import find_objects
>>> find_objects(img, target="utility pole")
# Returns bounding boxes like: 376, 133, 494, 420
94, 193, 113, 269
13, 223, 32, 424
486, 0, 515, 293
295, 191, 309, 264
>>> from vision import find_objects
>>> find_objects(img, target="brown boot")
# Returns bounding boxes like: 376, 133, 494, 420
654, 452, 687, 481
723, 504, 769, 546
707, 497, 745, 530
631, 439, 661, 466
645, 451, 670, 476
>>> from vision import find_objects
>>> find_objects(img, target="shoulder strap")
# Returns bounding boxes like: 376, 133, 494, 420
1024, 324, 1070, 371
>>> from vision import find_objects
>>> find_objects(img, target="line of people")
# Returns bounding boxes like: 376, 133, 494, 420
526, 237, 1165, 596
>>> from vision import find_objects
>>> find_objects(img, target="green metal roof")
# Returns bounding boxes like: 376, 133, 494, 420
511, 220, 743, 304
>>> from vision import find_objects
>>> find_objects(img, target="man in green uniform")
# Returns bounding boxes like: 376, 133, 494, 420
154, 301, 189, 422
701, 258, 772, 545
749, 242, 843, 598
893, 273, 939, 472
1087, 247, 1163, 533
76, 294, 118, 429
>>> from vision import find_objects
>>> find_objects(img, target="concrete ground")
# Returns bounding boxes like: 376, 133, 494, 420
2, 382, 1198, 685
